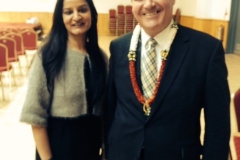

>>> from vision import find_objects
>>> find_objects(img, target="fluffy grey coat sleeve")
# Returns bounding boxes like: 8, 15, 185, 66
19, 54, 50, 126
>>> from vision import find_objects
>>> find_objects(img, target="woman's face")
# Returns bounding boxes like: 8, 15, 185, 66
62, 0, 92, 38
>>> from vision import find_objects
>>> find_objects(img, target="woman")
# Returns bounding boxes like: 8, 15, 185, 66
19, 0, 107, 159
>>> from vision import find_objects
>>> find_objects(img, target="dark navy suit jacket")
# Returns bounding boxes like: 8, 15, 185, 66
104, 25, 230, 160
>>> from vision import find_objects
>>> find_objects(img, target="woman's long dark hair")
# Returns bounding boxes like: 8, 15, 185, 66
40, 0, 107, 108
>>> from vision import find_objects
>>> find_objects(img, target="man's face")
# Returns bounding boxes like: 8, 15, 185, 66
132, 0, 175, 37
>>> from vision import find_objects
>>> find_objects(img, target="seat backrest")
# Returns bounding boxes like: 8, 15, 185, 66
125, 5, 132, 14
0, 30, 9, 36
234, 88, 240, 131
5, 32, 24, 56
117, 5, 124, 14
109, 9, 116, 18
0, 37, 17, 62
20, 28, 34, 32
234, 134, 240, 160
0, 43, 9, 72
20, 29, 37, 50
6, 28, 19, 33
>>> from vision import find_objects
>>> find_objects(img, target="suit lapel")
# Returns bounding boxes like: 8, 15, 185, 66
146, 26, 190, 122
136, 37, 142, 91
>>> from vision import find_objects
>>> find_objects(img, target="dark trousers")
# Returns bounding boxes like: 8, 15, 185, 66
36, 115, 102, 160
140, 148, 144, 160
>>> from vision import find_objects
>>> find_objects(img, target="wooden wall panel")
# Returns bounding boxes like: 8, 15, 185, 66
97, 14, 110, 36
179, 16, 194, 28
193, 18, 212, 34
180, 15, 229, 50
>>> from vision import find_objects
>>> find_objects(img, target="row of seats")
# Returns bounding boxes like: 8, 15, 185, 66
109, 6, 181, 36
109, 5, 137, 36
233, 88, 240, 159
0, 28, 38, 101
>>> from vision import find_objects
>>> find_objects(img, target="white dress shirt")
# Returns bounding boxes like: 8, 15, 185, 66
141, 20, 174, 76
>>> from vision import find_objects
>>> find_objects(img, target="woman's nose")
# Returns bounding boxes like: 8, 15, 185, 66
73, 11, 81, 20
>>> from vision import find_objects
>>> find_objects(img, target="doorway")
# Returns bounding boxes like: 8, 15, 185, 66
226, 0, 240, 54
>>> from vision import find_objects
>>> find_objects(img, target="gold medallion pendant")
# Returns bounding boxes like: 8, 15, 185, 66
143, 103, 151, 116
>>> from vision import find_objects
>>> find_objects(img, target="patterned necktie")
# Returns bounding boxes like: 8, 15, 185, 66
141, 38, 158, 99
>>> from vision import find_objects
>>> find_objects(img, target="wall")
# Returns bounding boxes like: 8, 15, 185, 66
0, 0, 232, 49
235, 1, 240, 53
0, 0, 232, 17
0, 0, 54, 12
177, 0, 231, 49
179, 0, 231, 20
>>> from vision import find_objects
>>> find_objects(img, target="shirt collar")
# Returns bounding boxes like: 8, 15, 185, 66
141, 20, 174, 49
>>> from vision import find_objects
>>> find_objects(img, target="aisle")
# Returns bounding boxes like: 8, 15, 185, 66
0, 81, 35, 160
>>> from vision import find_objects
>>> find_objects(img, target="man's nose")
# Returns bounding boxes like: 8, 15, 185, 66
143, 0, 156, 8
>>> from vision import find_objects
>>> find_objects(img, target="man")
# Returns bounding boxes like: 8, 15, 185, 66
104, 0, 230, 159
